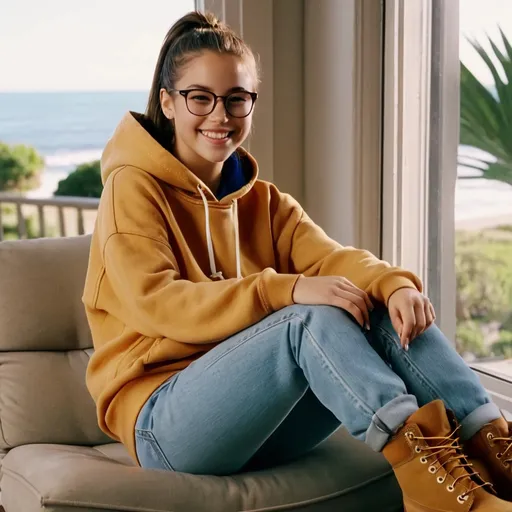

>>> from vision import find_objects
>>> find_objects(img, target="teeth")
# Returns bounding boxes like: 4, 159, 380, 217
201, 131, 230, 140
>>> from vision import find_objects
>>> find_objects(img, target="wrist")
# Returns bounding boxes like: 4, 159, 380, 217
291, 275, 304, 303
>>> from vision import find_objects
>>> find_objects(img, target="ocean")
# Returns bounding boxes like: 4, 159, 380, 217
1, 91, 512, 225
0, 91, 147, 197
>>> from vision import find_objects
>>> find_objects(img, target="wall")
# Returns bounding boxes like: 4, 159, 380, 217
203, 0, 383, 254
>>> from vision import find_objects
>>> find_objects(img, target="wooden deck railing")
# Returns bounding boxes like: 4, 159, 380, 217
0, 194, 100, 241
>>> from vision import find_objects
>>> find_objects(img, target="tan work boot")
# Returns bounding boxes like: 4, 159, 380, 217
382, 400, 512, 511
465, 417, 512, 502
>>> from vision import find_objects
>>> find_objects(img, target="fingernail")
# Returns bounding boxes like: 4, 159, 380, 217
404, 343, 409, 351
365, 322, 371, 331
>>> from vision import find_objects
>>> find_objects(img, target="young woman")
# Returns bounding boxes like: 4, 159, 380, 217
83, 11, 512, 511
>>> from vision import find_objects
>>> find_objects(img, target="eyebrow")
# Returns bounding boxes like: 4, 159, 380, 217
185, 84, 248, 93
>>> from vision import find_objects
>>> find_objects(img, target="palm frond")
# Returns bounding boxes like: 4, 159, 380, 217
480, 161, 512, 185
460, 27, 512, 182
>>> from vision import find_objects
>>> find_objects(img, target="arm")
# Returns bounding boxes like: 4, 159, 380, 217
102, 232, 299, 342
95, 167, 300, 342
271, 189, 422, 305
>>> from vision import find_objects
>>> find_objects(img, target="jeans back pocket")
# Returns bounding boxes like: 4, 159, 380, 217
135, 428, 175, 471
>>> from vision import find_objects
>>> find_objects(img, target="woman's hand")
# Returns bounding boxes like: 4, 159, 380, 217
387, 288, 436, 350
292, 276, 374, 330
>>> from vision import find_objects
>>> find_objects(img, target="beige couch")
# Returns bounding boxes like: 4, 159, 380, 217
0, 235, 403, 511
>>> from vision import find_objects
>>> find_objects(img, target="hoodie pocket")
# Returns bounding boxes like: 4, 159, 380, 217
114, 335, 156, 378
143, 337, 209, 373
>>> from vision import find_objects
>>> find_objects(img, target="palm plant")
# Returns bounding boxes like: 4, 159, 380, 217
460, 28, 512, 185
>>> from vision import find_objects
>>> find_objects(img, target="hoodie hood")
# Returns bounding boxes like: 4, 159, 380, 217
101, 111, 258, 202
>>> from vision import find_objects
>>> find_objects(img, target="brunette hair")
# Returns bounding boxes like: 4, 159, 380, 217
145, 11, 258, 149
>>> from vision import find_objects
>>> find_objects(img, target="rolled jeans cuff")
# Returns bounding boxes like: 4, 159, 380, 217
459, 402, 502, 441
365, 394, 419, 452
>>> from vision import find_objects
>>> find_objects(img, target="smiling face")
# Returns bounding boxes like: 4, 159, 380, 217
160, 50, 257, 181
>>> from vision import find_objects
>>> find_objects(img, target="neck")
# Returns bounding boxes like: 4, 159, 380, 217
173, 139, 223, 194
192, 161, 223, 193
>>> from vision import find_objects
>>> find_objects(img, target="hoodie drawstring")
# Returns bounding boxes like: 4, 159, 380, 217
232, 199, 241, 280
197, 186, 242, 280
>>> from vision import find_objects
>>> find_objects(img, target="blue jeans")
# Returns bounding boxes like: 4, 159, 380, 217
135, 305, 501, 475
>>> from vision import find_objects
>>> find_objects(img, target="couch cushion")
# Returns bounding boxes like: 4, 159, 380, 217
0, 236, 93, 352
0, 236, 111, 449
0, 351, 111, 449
0, 430, 402, 512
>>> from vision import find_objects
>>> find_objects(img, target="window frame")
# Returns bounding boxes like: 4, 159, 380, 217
473, 365, 512, 413
381, 0, 459, 341
381, 0, 432, 300
383, 0, 512, 394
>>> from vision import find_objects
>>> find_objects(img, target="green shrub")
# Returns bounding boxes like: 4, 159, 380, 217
456, 320, 487, 357
2, 216, 38, 240
495, 225, 512, 233
455, 232, 512, 322
491, 331, 512, 358
0, 142, 44, 192
55, 160, 103, 198
502, 313, 512, 331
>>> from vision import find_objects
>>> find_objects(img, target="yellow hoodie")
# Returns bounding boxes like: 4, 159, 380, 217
83, 111, 422, 464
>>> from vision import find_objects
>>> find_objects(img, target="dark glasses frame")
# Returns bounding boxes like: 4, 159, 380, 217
169, 89, 258, 118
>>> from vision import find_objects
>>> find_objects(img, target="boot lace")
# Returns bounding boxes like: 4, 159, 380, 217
488, 429, 512, 467
408, 425, 494, 502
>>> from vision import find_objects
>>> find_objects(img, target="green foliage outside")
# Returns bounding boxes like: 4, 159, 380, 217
458, 28, 512, 360
1, 215, 38, 240
0, 142, 44, 192
455, 320, 487, 358
460, 28, 512, 185
456, 231, 512, 321
1, 203, 58, 240
455, 229, 512, 358
0, 142, 44, 238
491, 330, 512, 359
54, 160, 103, 198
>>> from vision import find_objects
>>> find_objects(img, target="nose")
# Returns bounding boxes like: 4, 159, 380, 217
210, 97, 229, 121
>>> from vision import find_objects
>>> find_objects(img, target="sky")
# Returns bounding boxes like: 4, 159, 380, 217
0, 0, 511, 92
460, 0, 512, 86
0, 0, 195, 92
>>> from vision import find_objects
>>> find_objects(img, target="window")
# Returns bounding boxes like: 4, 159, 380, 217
455, 0, 512, 387
383, 0, 512, 409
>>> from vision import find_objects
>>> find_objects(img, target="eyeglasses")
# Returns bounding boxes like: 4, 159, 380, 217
170, 89, 258, 118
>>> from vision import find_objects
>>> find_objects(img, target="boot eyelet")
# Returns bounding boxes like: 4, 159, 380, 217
487, 432, 494, 443
457, 494, 469, 504
496, 452, 503, 459
406, 432, 414, 440
414, 446, 422, 453
437, 475, 446, 484
503, 461, 509, 469
428, 465, 437, 474
447, 484, 455, 492
420, 457, 428, 464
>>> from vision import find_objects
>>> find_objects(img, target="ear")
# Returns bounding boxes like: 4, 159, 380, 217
160, 89, 175, 119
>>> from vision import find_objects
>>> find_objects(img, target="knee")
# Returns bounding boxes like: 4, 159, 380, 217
282, 304, 365, 335
369, 304, 443, 342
